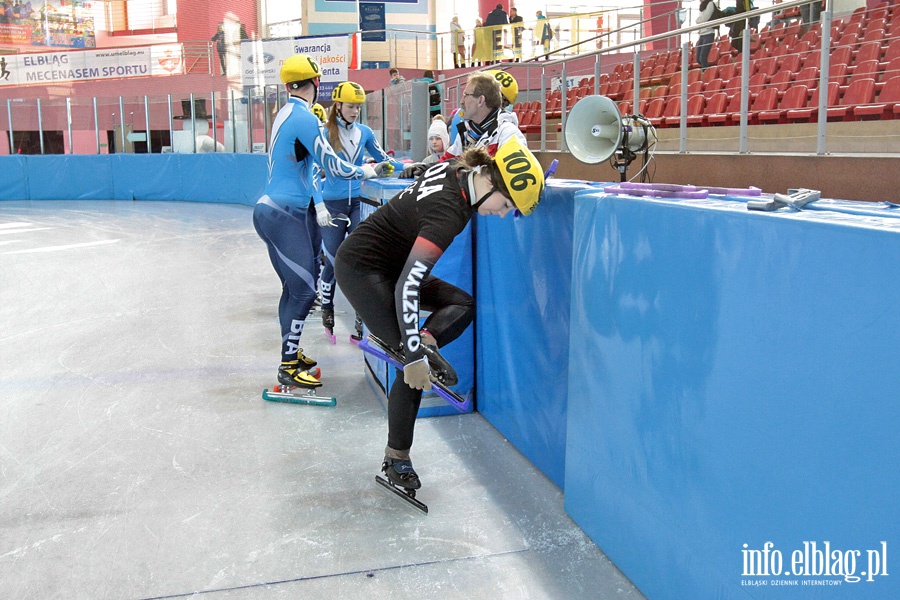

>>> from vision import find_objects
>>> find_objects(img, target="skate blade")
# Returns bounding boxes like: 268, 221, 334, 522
262, 386, 336, 407
359, 336, 471, 413
324, 328, 336, 345
375, 475, 428, 514
349, 334, 361, 345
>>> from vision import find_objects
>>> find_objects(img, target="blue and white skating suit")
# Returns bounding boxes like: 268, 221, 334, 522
318, 119, 403, 311
253, 96, 373, 362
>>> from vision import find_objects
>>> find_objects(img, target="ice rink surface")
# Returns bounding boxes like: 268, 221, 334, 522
0, 201, 644, 600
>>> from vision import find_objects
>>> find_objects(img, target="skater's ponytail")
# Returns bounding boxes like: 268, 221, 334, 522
457, 147, 492, 171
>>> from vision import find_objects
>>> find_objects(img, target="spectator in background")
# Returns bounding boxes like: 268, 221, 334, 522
389, 68, 405, 86
535, 11, 552, 59
472, 19, 485, 67
800, 0, 821, 33
728, 0, 758, 53
421, 117, 450, 166
211, 23, 226, 76
696, 0, 720, 70
451, 16, 466, 68
423, 69, 442, 119
509, 7, 524, 62
484, 3, 508, 64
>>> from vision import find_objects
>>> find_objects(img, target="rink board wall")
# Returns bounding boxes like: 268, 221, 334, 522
0, 155, 266, 204
3, 155, 899, 598
564, 191, 900, 599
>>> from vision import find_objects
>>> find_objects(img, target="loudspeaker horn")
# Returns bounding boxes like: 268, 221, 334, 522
563, 95, 623, 165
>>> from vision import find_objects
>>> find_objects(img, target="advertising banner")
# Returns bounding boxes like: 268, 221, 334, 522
240, 35, 351, 97
0, 0, 96, 49
0, 44, 183, 87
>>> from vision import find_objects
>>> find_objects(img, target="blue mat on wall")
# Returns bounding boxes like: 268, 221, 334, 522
565, 191, 900, 599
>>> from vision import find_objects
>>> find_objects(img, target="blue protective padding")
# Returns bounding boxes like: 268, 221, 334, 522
111, 154, 182, 201
25, 155, 113, 200
358, 178, 474, 417
565, 191, 900, 599
0, 155, 28, 200
476, 179, 606, 488
1, 154, 267, 205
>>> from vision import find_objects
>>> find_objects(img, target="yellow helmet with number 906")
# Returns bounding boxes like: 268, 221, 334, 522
493, 136, 544, 216
486, 70, 518, 107
280, 54, 322, 88
332, 81, 367, 104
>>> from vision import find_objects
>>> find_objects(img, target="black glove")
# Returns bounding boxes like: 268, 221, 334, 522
400, 163, 427, 179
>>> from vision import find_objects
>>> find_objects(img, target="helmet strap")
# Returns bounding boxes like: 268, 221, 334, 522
337, 104, 355, 128
467, 168, 496, 210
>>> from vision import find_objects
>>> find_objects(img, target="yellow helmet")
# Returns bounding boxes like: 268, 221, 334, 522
494, 136, 544, 216
311, 103, 327, 122
280, 54, 322, 88
487, 70, 518, 106
332, 81, 366, 104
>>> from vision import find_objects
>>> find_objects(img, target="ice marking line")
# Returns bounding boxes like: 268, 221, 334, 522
3, 239, 121, 254
0, 227, 52, 235
136, 547, 533, 600
0, 222, 33, 229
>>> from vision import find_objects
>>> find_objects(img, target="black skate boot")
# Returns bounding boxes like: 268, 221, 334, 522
350, 314, 364, 342
382, 457, 421, 490
421, 344, 457, 386
322, 308, 336, 343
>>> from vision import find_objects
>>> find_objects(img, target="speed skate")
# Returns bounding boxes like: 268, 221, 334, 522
357, 335, 471, 413
375, 473, 428, 514
262, 367, 336, 407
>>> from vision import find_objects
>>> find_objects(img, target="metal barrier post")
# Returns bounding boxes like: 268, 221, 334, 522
119, 96, 126, 153
679, 42, 688, 152
209, 92, 216, 152
93, 97, 100, 154
144, 95, 152, 154
739, 25, 751, 154
189, 92, 196, 153
817, 7, 833, 155
66, 97, 73, 154
560, 62, 568, 151
37, 98, 44, 154
167, 94, 174, 151
6, 99, 12, 154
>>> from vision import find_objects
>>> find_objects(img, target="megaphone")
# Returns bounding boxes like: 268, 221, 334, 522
564, 95, 655, 181
563, 95, 623, 164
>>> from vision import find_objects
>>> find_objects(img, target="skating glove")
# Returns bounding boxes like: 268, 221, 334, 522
374, 161, 394, 178
403, 357, 432, 391
315, 202, 335, 227
360, 164, 378, 179
399, 162, 426, 179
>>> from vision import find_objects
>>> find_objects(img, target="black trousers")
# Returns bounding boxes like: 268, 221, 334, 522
335, 250, 474, 452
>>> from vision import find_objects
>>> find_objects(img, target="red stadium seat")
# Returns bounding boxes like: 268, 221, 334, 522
786, 82, 840, 122
827, 77, 876, 120
666, 94, 705, 127
853, 77, 900, 120
759, 85, 811, 124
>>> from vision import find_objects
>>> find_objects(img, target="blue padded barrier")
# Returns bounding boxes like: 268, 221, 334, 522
476, 179, 606, 488
1, 154, 266, 205
564, 191, 900, 599
359, 178, 474, 418
0, 155, 27, 200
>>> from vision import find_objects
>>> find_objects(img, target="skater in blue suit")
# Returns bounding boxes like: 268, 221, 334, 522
317, 81, 403, 340
253, 54, 392, 390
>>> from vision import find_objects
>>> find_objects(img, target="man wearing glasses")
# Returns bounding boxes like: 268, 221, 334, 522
400, 72, 527, 179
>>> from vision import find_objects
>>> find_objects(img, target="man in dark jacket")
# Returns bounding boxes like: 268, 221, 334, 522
484, 4, 508, 64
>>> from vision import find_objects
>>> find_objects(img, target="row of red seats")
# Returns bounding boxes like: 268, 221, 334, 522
515, 4, 900, 132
